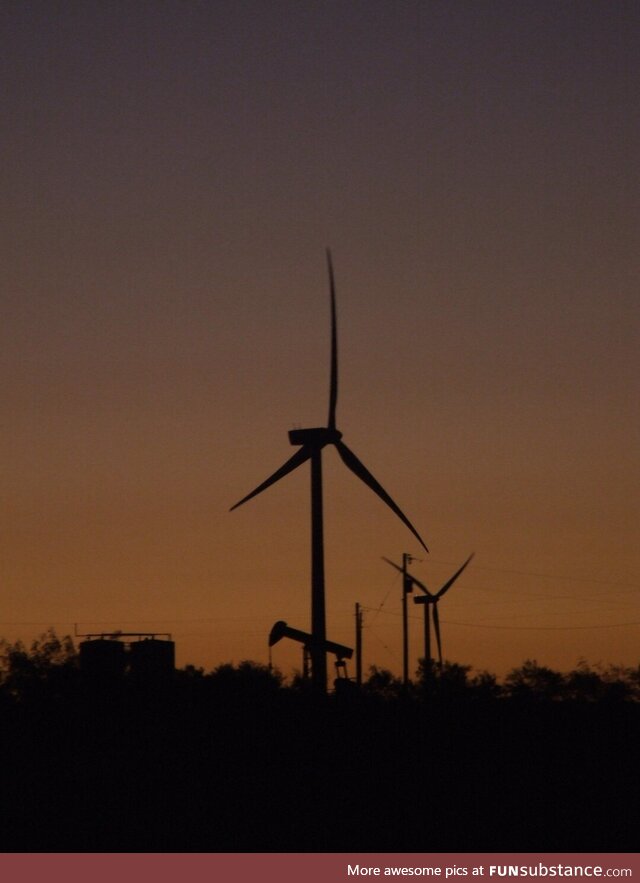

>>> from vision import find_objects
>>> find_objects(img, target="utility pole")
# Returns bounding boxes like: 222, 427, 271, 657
402, 552, 414, 686
355, 602, 363, 686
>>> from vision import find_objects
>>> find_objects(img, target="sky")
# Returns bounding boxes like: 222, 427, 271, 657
2, 1, 638, 680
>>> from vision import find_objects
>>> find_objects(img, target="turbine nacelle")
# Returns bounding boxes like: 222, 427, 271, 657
413, 594, 433, 606
288, 426, 343, 447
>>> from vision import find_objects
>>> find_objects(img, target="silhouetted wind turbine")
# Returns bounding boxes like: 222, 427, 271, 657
382, 554, 473, 668
231, 250, 429, 692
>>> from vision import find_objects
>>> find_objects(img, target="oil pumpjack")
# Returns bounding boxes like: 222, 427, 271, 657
268, 620, 353, 684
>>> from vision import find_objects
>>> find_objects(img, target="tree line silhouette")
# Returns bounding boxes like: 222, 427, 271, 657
1, 630, 638, 852
2, 629, 638, 704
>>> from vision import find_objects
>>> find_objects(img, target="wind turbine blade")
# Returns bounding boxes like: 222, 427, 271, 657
435, 552, 475, 600
336, 441, 429, 552
381, 556, 403, 575
326, 248, 338, 430
230, 446, 313, 511
432, 603, 443, 667
404, 570, 431, 596
381, 557, 434, 597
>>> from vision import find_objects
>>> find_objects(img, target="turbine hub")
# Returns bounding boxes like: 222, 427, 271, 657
288, 426, 342, 447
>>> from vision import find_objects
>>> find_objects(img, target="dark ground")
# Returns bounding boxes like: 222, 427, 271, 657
1, 683, 637, 852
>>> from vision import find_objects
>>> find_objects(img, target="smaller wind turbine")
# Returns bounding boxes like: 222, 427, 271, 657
382, 554, 474, 668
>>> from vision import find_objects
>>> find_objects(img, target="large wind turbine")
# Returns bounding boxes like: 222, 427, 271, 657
382, 554, 473, 668
231, 250, 429, 692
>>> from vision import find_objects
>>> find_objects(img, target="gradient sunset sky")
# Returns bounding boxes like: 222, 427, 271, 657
2, 1, 638, 679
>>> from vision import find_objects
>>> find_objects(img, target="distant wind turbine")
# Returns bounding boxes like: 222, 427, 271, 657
231, 250, 429, 692
382, 554, 473, 668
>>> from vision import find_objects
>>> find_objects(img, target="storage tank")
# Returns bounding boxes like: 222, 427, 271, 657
79, 638, 126, 679
128, 638, 175, 680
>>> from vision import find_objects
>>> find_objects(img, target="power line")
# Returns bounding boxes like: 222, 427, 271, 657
433, 619, 640, 632
0, 616, 273, 627
425, 559, 639, 590
357, 606, 640, 631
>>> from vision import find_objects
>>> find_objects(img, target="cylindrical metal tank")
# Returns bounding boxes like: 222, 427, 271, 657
79, 638, 126, 679
128, 638, 175, 679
